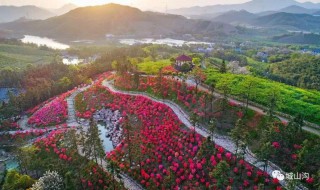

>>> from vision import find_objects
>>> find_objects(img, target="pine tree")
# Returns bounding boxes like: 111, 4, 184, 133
219, 60, 227, 73
210, 161, 230, 188
83, 120, 105, 164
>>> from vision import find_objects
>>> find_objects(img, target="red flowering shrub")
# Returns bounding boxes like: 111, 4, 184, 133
0, 119, 21, 131
28, 90, 75, 127
33, 127, 124, 190
114, 74, 244, 132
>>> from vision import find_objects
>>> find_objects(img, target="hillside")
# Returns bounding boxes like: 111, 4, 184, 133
279, 5, 319, 14
268, 54, 320, 90
0, 42, 54, 70
273, 33, 320, 44
0, 4, 237, 41
212, 10, 257, 25
253, 12, 320, 31
0, 5, 55, 23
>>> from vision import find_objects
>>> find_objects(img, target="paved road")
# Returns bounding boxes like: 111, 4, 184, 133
103, 79, 310, 189
66, 85, 92, 127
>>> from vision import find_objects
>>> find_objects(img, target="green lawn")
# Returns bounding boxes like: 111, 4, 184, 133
205, 69, 320, 125
0, 44, 54, 69
137, 59, 171, 74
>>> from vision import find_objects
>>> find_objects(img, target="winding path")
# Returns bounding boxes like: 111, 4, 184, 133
66, 85, 92, 127
102, 79, 309, 190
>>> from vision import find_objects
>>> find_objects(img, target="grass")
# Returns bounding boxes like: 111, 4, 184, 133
137, 59, 171, 74
0, 44, 54, 69
205, 68, 320, 125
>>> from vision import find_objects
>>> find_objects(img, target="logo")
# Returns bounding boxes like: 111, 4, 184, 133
272, 170, 285, 181
272, 170, 310, 181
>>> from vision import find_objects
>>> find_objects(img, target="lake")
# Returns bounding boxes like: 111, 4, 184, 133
21, 35, 70, 50
119, 38, 213, 47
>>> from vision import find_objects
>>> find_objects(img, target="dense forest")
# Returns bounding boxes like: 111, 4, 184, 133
268, 54, 320, 90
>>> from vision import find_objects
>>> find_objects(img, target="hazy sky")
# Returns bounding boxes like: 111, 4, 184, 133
0, 0, 320, 10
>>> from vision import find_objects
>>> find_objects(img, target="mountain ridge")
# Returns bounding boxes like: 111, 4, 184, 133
0, 5, 55, 23
168, 0, 320, 15
0, 3, 237, 41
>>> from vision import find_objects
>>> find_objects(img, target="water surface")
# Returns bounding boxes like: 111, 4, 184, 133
97, 124, 115, 152
119, 38, 213, 47
21, 35, 70, 50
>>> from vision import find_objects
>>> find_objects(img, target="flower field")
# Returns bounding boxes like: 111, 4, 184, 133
74, 79, 279, 189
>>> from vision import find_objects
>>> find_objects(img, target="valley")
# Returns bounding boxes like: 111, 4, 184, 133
0, 1, 319, 190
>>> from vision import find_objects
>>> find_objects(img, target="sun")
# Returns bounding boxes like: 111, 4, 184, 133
70, 0, 133, 7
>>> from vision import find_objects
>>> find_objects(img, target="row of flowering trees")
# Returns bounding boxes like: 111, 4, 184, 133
74, 79, 280, 189
114, 73, 243, 132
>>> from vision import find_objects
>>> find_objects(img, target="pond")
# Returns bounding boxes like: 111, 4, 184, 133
0, 159, 19, 170
21, 35, 70, 50
5, 159, 18, 170
119, 38, 213, 47
94, 109, 123, 153
97, 124, 115, 153
62, 58, 83, 65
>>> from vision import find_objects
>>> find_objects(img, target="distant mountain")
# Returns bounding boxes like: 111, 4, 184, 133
253, 12, 320, 31
0, 5, 55, 23
314, 10, 320, 15
273, 33, 320, 44
169, 0, 320, 15
256, 11, 279, 17
51, 4, 77, 15
0, 4, 237, 41
201, 9, 320, 32
279, 5, 319, 14
212, 10, 257, 25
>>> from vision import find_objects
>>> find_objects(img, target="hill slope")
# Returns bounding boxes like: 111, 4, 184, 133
0, 4, 237, 41
0, 5, 55, 23
253, 12, 320, 31
278, 5, 319, 14
212, 10, 257, 24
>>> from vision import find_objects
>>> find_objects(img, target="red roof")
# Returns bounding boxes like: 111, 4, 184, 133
176, 55, 192, 62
